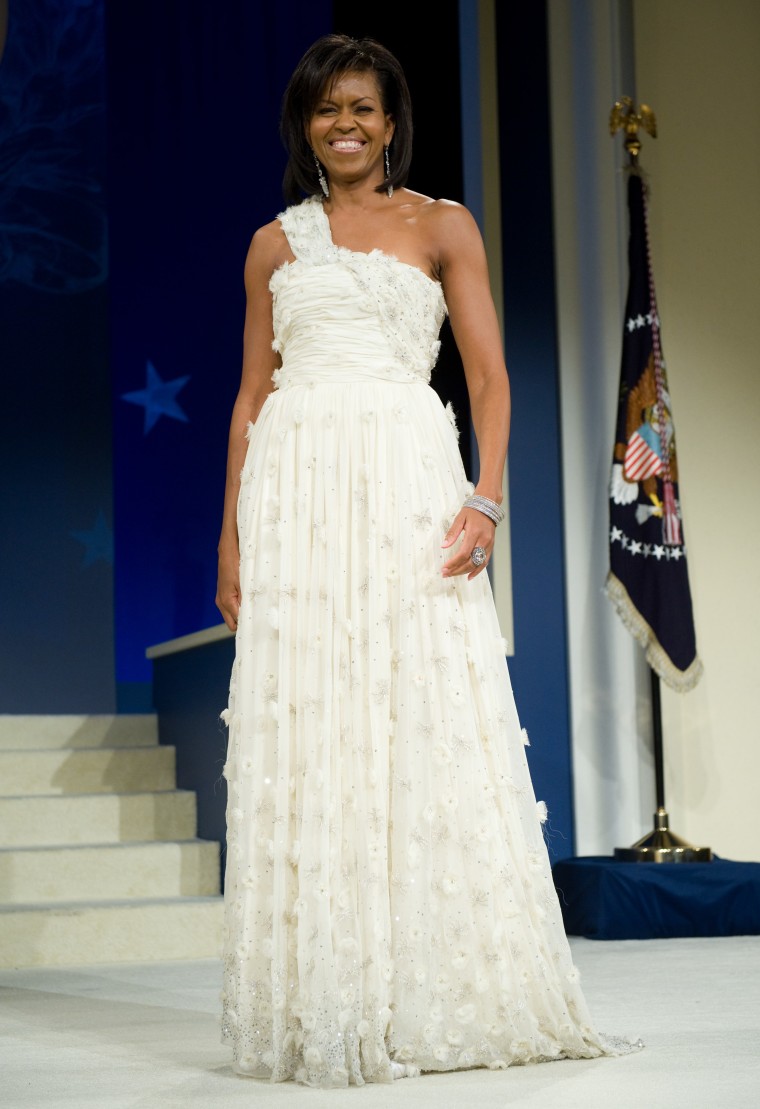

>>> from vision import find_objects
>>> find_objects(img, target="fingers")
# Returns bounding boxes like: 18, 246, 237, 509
215, 590, 240, 632
441, 510, 495, 579
442, 549, 491, 580
217, 604, 238, 633
440, 511, 465, 549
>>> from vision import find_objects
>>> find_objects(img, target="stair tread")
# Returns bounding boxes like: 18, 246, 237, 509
0, 788, 193, 800
0, 744, 174, 754
0, 714, 156, 722
0, 715, 159, 752
0, 838, 219, 854
0, 894, 224, 912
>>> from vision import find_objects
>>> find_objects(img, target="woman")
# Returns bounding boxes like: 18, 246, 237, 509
216, 33, 638, 1087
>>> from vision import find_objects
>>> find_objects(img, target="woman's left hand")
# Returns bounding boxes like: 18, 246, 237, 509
441, 508, 495, 580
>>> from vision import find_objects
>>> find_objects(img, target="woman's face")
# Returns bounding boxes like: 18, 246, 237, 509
308, 70, 394, 189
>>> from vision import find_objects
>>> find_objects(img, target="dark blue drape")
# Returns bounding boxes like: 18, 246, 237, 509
554, 856, 760, 939
105, 1, 331, 707
0, 0, 115, 711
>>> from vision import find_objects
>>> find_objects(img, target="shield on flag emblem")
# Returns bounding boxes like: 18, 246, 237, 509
624, 423, 663, 481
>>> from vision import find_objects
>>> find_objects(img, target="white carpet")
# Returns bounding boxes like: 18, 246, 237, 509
2, 936, 758, 1108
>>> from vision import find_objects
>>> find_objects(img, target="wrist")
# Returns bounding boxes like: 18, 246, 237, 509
464, 490, 505, 527
473, 485, 503, 506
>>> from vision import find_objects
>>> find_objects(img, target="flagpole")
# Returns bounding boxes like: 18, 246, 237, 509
651, 670, 665, 811
608, 100, 712, 863
618, 670, 713, 860
615, 668, 711, 862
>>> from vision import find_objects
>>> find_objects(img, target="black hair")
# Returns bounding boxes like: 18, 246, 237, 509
280, 34, 413, 205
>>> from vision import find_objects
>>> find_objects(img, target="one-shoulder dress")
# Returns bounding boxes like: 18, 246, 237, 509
220, 195, 637, 1086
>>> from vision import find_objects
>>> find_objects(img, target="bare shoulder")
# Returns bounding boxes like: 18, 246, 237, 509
424, 198, 482, 249
244, 217, 293, 284
396, 190, 471, 225
402, 195, 484, 271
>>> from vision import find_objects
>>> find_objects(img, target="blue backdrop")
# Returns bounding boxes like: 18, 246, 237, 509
495, 2, 576, 858
0, 0, 115, 711
104, 0, 331, 708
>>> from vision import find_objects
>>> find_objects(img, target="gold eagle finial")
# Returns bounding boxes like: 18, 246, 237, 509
610, 97, 657, 161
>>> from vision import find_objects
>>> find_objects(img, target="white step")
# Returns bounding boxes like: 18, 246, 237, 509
0, 896, 225, 968
0, 713, 224, 971
0, 790, 197, 847
0, 714, 158, 749
0, 840, 220, 903
0, 745, 175, 795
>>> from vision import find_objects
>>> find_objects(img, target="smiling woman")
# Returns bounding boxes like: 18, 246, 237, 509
309, 73, 394, 195
279, 34, 413, 207
215, 32, 641, 1089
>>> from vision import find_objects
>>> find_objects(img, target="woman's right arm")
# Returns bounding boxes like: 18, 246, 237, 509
215, 223, 283, 631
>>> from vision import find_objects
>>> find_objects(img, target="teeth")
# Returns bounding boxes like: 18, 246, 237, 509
332, 141, 364, 151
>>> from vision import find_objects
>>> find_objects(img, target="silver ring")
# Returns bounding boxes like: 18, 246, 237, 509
470, 546, 487, 567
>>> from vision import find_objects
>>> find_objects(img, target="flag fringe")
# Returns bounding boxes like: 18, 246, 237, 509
604, 572, 703, 693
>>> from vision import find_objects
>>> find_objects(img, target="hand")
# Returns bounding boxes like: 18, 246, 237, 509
441, 507, 495, 580
215, 548, 241, 631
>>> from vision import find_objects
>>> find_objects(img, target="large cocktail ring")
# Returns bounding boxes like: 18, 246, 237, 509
470, 546, 487, 567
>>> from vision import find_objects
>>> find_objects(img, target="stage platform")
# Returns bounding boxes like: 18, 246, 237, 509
4, 937, 760, 1107
552, 855, 760, 940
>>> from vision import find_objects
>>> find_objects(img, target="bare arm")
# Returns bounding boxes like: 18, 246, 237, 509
215, 223, 283, 629
434, 201, 511, 578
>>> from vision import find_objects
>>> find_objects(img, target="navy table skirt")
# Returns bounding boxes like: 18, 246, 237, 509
551, 855, 760, 940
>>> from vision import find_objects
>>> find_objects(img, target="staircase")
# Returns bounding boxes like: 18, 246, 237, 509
0, 714, 225, 968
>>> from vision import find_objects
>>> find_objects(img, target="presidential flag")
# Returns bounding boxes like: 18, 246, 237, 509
605, 170, 702, 691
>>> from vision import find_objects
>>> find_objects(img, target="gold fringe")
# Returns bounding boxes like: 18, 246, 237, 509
604, 572, 703, 693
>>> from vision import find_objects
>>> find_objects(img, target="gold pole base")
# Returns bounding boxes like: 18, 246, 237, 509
614, 809, 713, 863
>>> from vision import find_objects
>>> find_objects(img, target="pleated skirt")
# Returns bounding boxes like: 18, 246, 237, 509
220, 377, 608, 1086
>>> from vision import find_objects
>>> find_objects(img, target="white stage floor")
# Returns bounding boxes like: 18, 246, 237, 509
2, 936, 758, 1107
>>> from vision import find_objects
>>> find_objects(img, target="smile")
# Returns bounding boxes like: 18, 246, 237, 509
329, 140, 366, 152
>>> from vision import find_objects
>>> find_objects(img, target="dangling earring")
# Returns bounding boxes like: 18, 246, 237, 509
313, 151, 329, 198
384, 145, 393, 198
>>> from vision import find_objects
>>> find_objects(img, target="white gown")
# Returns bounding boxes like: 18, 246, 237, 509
220, 195, 635, 1085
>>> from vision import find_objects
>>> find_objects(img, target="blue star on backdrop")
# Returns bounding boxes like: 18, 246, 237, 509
122, 360, 190, 434
70, 511, 114, 567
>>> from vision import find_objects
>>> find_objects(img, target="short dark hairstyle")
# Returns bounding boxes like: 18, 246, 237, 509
280, 34, 413, 206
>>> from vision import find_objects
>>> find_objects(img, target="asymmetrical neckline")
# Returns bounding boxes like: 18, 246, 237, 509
312, 197, 442, 291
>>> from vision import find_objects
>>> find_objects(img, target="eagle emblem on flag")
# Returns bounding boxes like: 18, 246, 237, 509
604, 172, 702, 691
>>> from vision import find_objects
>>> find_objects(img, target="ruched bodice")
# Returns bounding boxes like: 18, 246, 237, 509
270, 266, 419, 387
269, 196, 447, 387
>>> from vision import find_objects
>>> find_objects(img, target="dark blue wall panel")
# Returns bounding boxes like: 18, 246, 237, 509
0, 0, 116, 712
104, 1, 332, 708
496, 3, 576, 858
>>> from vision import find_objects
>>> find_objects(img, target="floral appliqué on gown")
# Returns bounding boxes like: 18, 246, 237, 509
220, 195, 640, 1086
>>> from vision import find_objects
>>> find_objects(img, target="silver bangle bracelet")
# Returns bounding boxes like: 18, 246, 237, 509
463, 494, 505, 526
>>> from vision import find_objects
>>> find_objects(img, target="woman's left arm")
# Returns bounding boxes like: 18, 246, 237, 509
433, 200, 511, 578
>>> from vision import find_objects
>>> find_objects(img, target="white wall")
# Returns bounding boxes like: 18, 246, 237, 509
632, 0, 760, 860
549, 0, 760, 862
548, 0, 656, 856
